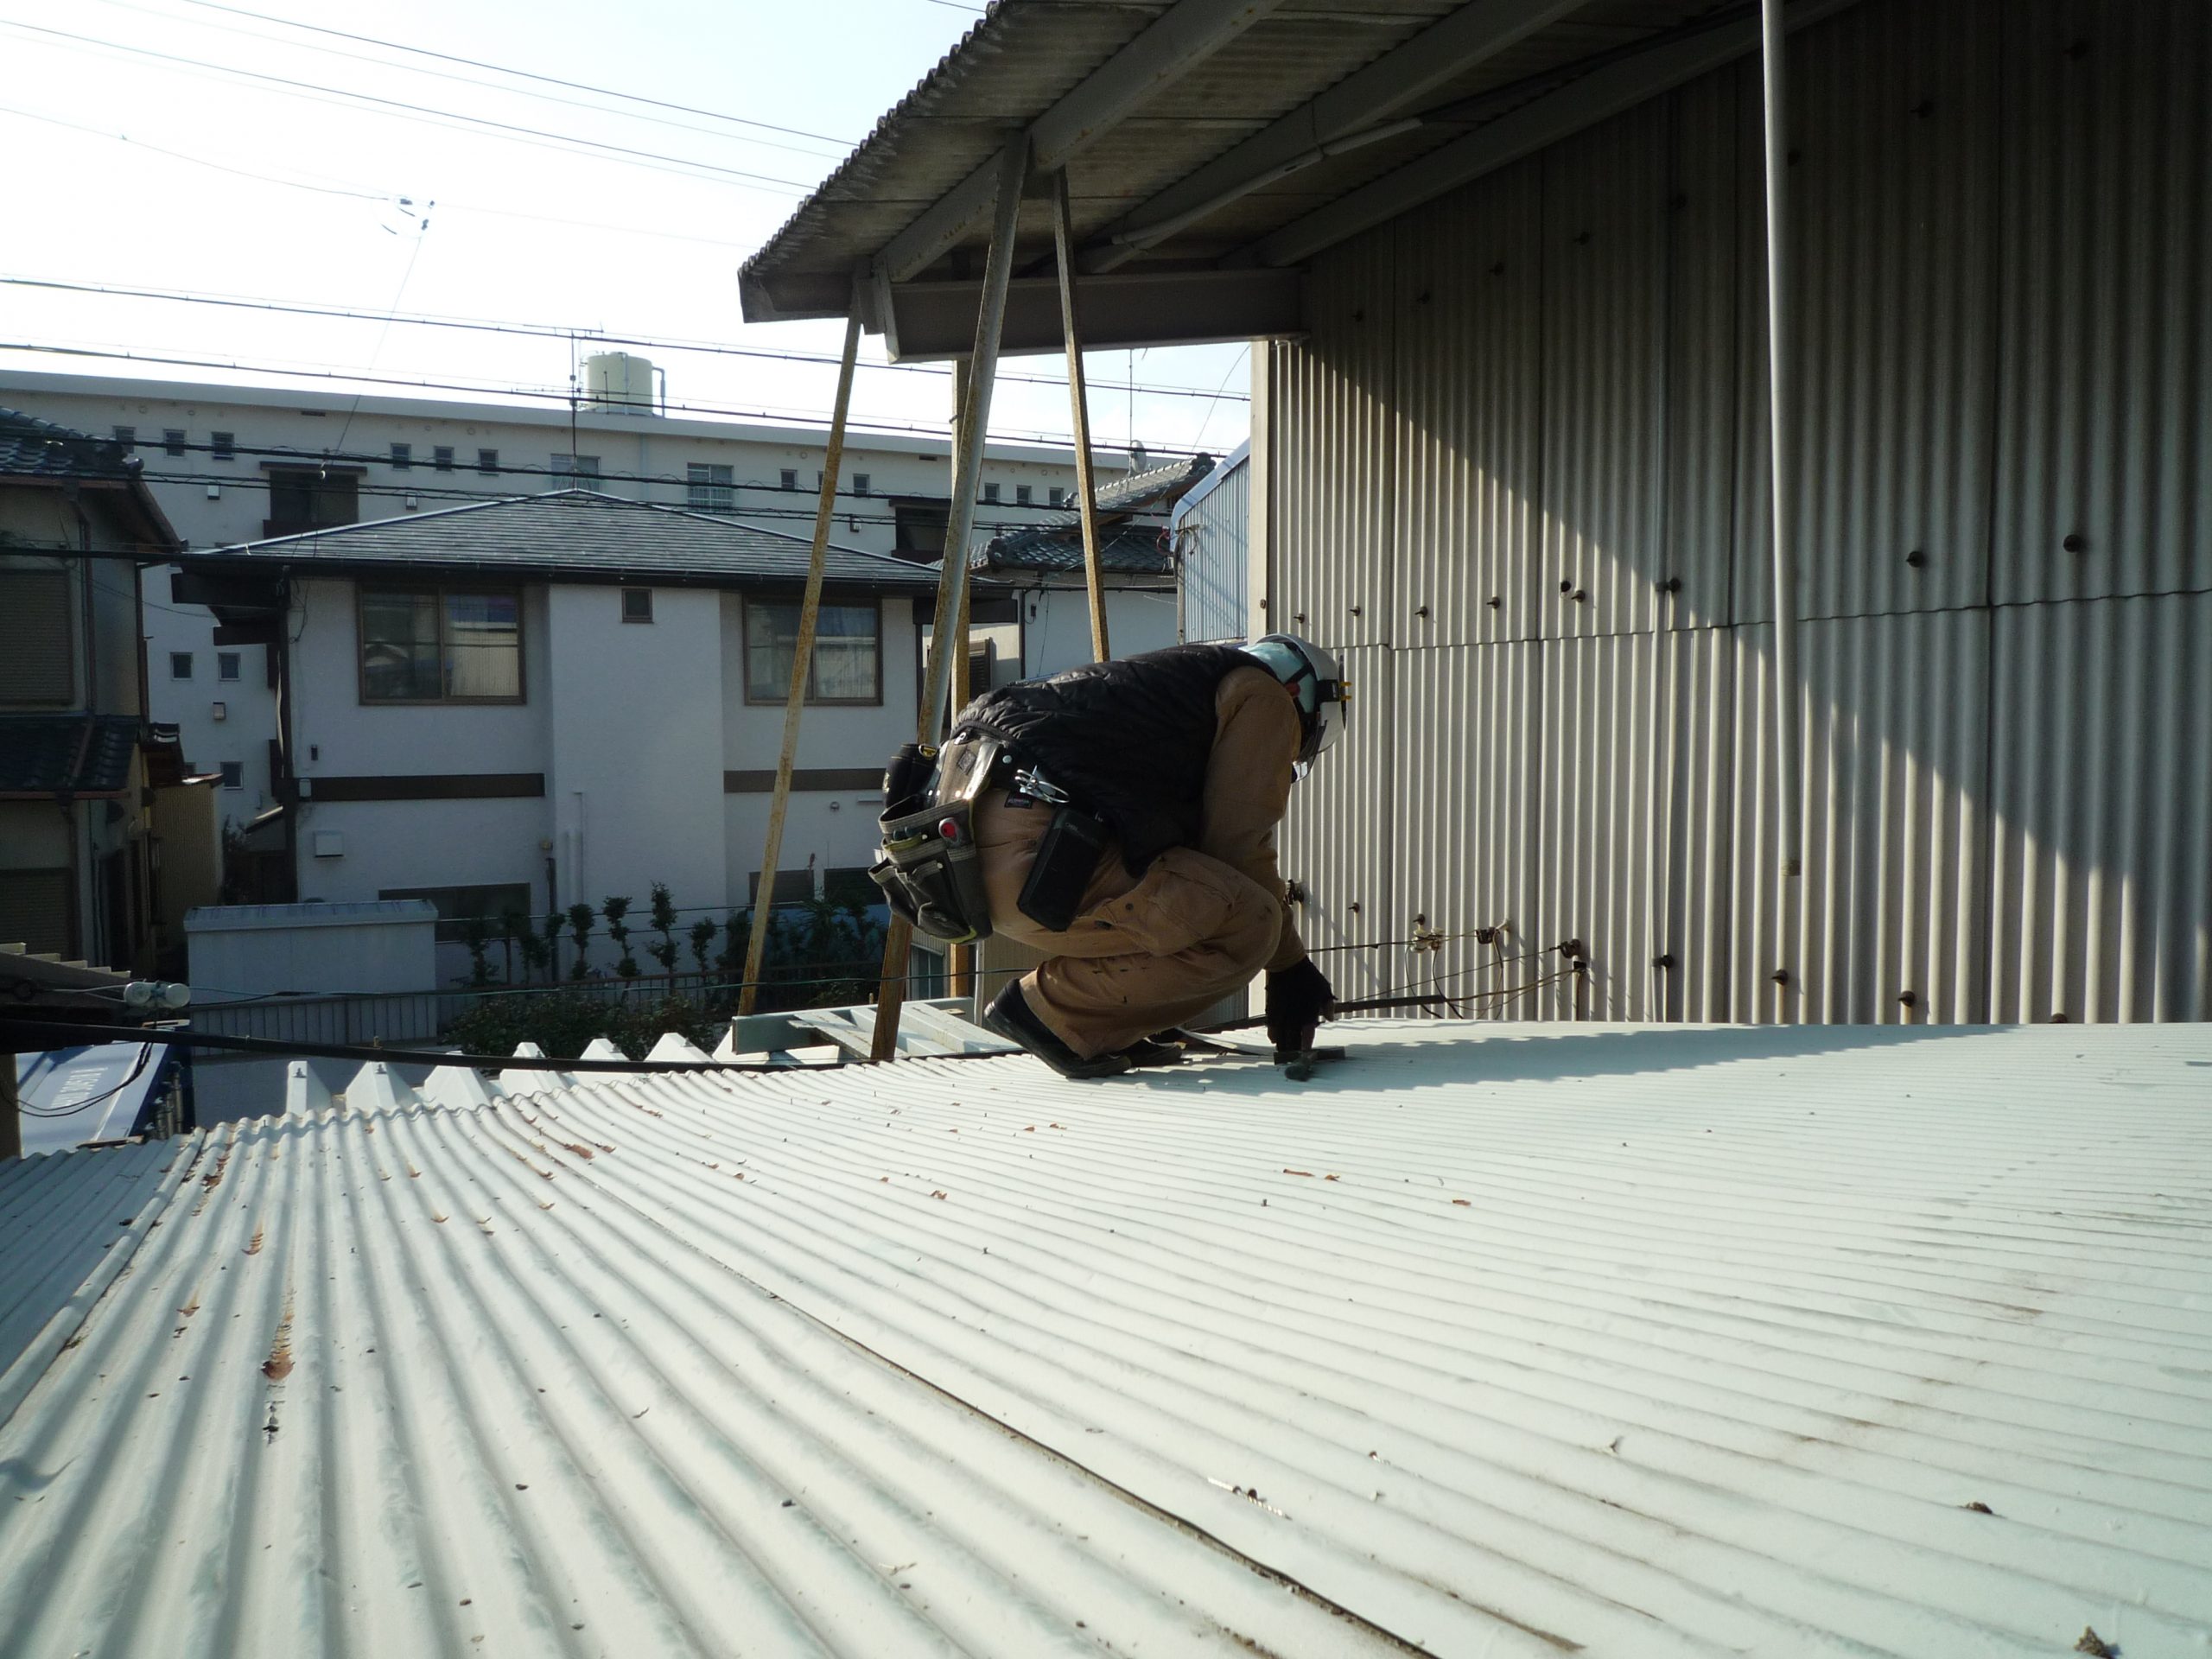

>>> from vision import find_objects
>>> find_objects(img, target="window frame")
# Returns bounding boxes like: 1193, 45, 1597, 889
433, 445, 455, 472
741, 593, 882, 707
1015, 484, 1033, 505
355, 582, 527, 707
216, 651, 242, 681
686, 461, 734, 512
982, 482, 1001, 504
477, 448, 499, 476
391, 442, 413, 472
219, 761, 245, 790
620, 587, 654, 624
778, 468, 798, 492
162, 429, 187, 457
851, 473, 870, 495
169, 652, 194, 680
211, 431, 235, 461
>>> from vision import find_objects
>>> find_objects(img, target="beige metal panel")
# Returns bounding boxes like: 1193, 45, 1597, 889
1529, 632, 1681, 1021
1387, 641, 1540, 1020
1387, 158, 1541, 649
1993, 0, 2212, 605
1987, 593, 2212, 1024
1175, 454, 1249, 645
1734, 0, 2000, 623
1540, 100, 1670, 641
1278, 645, 1393, 1003
1266, 236, 1395, 652
1662, 67, 1744, 632
1730, 612, 1992, 1025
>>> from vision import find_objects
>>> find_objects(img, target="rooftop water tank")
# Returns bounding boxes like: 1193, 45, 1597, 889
583, 351, 660, 416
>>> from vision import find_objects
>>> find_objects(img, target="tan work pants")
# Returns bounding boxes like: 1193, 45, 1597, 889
973, 667, 1306, 1059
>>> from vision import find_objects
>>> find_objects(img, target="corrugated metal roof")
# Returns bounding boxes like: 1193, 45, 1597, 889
741, 0, 1749, 308
4, 1020, 2209, 1656
182, 489, 939, 592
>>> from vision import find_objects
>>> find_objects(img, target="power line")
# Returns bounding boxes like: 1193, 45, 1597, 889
85, 0, 851, 163
169, 0, 854, 149
0, 20, 813, 195
0, 106, 764, 251
0, 340, 1222, 455
1, 277, 1249, 404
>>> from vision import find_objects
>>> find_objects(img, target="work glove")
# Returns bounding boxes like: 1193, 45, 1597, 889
1265, 957, 1337, 1056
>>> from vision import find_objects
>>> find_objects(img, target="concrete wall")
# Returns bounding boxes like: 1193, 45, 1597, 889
1014, 583, 1180, 678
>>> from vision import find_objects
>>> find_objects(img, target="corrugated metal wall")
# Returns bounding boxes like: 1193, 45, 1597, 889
1173, 443, 1249, 645
1265, 0, 2211, 1025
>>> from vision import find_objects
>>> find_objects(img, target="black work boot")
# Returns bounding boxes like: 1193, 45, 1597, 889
982, 982, 1132, 1079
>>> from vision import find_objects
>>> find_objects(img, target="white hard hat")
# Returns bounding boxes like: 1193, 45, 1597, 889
1240, 632, 1348, 764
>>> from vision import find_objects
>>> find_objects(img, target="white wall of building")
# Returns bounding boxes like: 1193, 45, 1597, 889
1016, 583, 1180, 678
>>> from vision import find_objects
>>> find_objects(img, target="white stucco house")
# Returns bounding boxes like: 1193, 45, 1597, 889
0, 368, 1155, 834
173, 488, 942, 977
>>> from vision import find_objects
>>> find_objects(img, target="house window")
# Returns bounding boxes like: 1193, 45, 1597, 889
0, 570, 73, 705
779, 468, 798, 491
217, 651, 242, 680
1015, 484, 1033, 505
982, 482, 1001, 503
211, 431, 235, 461
267, 467, 359, 534
113, 425, 136, 448
170, 652, 194, 679
620, 587, 653, 623
477, 448, 499, 475
433, 446, 454, 472
687, 462, 734, 511
391, 442, 412, 471
219, 761, 245, 790
378, 883, 534, 942
550, 454, 601, 486
748, 869, 816, 907
359, 586, 524, 702
891, 499, 949, 563
743, 598, 880, 704
852, 473, 870, 495
1050, 486, 1065, 507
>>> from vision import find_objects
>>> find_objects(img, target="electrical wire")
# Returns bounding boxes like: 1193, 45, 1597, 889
0, 341, 1222, 455
0, 21, 814, 195
0, 106, 763, 251
84, 0, 852, 162
13, 1041, 155, 1118
168, 0, 854, 148
0, 277, 1247, 403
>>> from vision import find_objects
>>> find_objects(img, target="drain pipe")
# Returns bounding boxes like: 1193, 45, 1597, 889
1759, 0, 1804, 1007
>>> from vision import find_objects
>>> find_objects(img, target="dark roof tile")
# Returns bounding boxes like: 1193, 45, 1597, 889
0, 715, 142, 796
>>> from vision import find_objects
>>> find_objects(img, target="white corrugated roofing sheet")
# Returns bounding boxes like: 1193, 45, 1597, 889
3, 1020, 2209, 1657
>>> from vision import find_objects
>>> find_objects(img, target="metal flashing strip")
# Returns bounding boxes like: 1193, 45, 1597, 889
2, 1020, 2209, 1656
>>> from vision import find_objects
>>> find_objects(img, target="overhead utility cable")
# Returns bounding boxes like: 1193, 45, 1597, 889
0, 277, 1248, 404
86, 0, 849, 161
169, 0, 854, 147
0, 21, 812, 194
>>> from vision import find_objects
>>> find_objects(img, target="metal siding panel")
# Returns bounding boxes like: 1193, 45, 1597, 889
1176, 451, 1249, 645
1535, 633, 1677, 1020
1987, 593, 2212, 1024
1663, 69, 1744, 632
1730, 613, 1991, 1025
1735, 0, 2000, 623
1280, 645, 1394, 1000
1389, 159, 1543, 648
1993, 0, 2212, 604
1268, 235, 1395, 652
1389, 641, 1541, 1020
1663, 626, 1739, 1021
1541, 101, 1671, 640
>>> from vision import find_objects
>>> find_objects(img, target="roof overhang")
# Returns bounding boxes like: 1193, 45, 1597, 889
740, 0, 1863, 359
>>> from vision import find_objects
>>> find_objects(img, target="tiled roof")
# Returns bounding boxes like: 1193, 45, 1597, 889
186, 489, 939, 591
970, 454, 1210, 576
0, 408, 138, 482
3, 1020, 2208, 1656
0, 715, 141, 795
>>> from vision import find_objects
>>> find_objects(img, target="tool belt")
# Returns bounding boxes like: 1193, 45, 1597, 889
869, 731, 1114, 943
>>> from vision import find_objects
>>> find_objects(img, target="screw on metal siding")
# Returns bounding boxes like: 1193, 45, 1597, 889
1905, 549, 1927, 568
1573, 589, 1588, 603
1653, 952, 1675, 970
1770, 968, 1791, 986
1558, 939, 1584, 960
2063, 532, 2088, 554
1662, 575, 1682, 594
1488, 262, 1505, 277
1347, 900, 1362, 916
1293, 612, 1306, 624
1486, 595, 1503, 609
1414, 604, 1430, 619
1573, 230, 1592, 245
1897, 990, 1918, 1008
1559, 578, 1574, 594
1911, 98, 1936, 118
1349, 604, 1363, 617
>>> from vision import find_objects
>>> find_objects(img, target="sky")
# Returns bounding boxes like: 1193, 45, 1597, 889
0, 0, 1254, 460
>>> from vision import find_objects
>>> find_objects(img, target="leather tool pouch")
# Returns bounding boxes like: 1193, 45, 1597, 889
1015, 804, 1112, 933
871, 797, 995, 945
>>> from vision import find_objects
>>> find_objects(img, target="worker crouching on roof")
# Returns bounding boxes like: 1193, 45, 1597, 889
870, 636, 1348, 1078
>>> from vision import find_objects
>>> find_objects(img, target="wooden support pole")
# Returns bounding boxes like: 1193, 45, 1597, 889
1052, 168, 1112, 664
1, 1052, 20, 1162
947, 358, 976, 1001
737, 309, 862, 1018
872, 137, 1029, 1062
